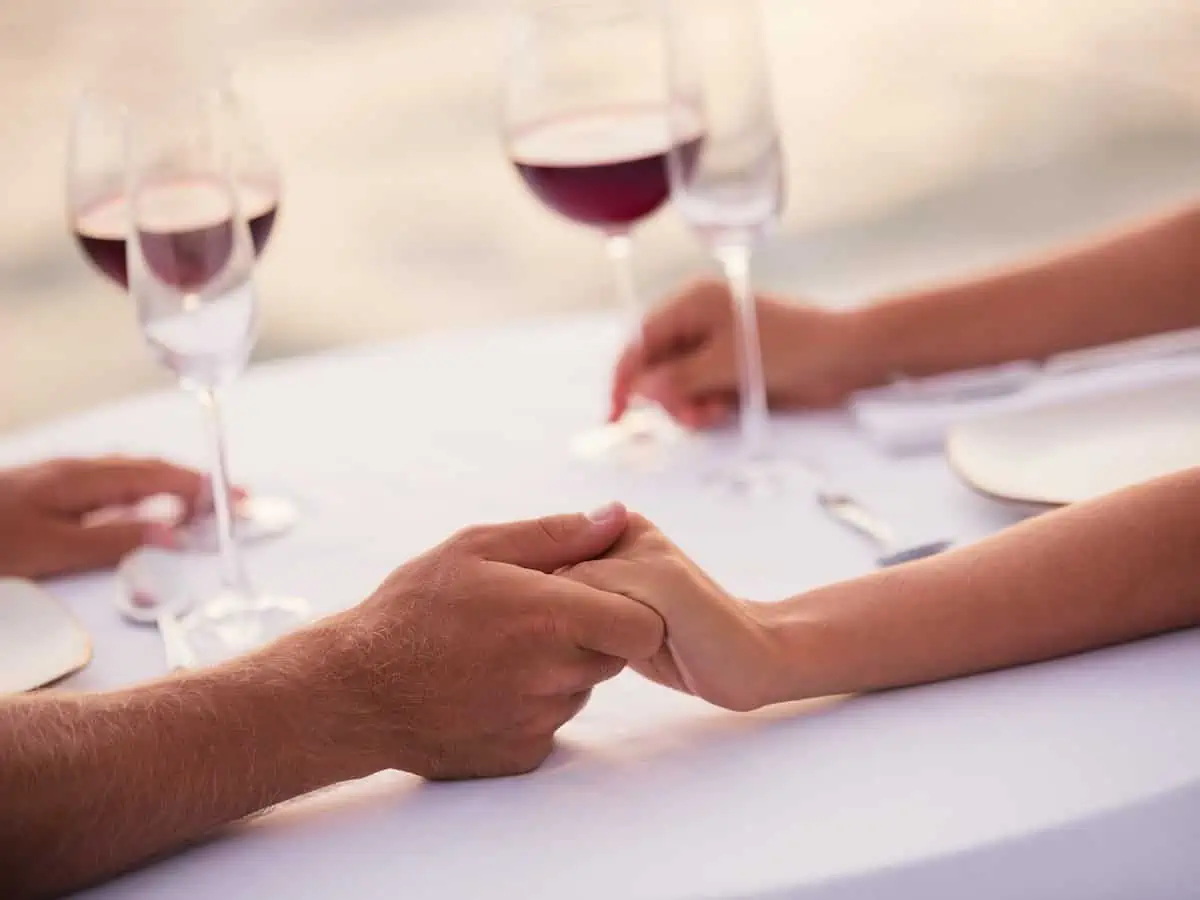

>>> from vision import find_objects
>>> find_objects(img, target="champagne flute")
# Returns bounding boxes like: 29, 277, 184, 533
68, 73, 300, 546
123, 87, 310, 665
502, 0, 690, 467
663, 0, 792, 494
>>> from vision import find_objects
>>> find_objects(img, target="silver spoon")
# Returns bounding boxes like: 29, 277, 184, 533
114, 548, 198, 670
817, 490, 952, 567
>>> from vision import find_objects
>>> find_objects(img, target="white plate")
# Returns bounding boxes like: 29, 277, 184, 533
0, 578, 93, 693
946, 374, 1200, 506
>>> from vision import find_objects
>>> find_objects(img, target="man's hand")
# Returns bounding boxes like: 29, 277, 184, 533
0, 457, 207, 579
0, 503, 661, 897
610, 279, 871, 429
564, 514, 783, 712
312, 503, 665, 779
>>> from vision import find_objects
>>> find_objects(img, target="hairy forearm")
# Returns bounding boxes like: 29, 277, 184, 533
0, 624, 371, 899
765, 467, 1200, 703
846, 204, 1200, 383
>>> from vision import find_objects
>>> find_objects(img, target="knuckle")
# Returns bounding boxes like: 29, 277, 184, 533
562, 559, 602, 586
685, 277, 724, 304
43, 458, 79, 480
534, 516, 566, 547
589, 657, 625, 685
506, 739, 555, 775
662, 554, 692, 580
449, 524, 489, 554
625, 511, 653, 532
530, 609, 565, 646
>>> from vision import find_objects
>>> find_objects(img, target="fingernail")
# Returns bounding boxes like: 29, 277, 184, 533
635, 375, 660, 400
586, 502, 623, 525
144, 522, 181, 549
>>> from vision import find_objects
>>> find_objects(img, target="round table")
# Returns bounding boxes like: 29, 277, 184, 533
7, 316, 1199, 900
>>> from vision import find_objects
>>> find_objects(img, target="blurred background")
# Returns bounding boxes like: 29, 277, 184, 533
4, 0, 1200, 432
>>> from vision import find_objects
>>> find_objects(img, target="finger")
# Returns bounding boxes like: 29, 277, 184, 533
556, 651, 627, 694
465, 503, 629, 573
45, 520, 157, 575
553, 578, 665, 660
633, 339, 734, 415
569, 557, 754, 683
638, 280, 730, 366
689, 395, 736, 430
39, 458, 206, 516
524, 646, 624, 697
612, 281, 730, 421
565, 557, 675, 619
536, 689, 594, 736
609, 340, 647, 423
190, 482, 250, 518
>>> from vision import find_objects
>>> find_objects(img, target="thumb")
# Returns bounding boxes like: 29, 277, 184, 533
472, 503, 629, 573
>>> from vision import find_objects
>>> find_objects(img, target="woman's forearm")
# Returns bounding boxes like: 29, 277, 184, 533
764, 467, 1200, 703
846, 204, 1200, 383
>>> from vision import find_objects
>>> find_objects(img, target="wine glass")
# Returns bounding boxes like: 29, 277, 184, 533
123, 86, 310, 665
68, 72, 300, 547
663, 0, 793, 494
502, 0, 686, 467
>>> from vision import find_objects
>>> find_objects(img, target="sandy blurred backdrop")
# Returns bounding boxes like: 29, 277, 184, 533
3, 0, 1200, 432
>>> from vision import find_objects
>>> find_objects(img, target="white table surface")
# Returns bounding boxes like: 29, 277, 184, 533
6, 315, 1199, 900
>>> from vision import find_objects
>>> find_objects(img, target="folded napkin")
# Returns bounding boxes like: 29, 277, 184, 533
850, 328, 1200, 456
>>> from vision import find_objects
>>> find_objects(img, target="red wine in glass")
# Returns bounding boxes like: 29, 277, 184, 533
73, 181, 278, 289
511, 106, 702, 230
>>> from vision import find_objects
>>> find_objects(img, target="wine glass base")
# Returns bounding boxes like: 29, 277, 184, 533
179, 592, 313, 667
571, 405, 688, 470
177, 495, 300, 553
704, 454, 820, 499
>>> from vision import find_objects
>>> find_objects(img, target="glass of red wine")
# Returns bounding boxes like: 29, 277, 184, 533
122, 86, 310, 665
68, 73, 300, 547
664, 0, 796, 496
502, 0, 694, 467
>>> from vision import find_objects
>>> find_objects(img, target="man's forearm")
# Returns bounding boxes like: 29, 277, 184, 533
0, 623, 371, 899
764, 467, 1200, 702
846, 204, 1200, 382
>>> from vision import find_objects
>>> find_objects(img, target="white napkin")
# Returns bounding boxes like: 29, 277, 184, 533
850, 328, 1200, 456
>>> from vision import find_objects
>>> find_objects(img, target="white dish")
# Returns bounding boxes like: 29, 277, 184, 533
0, 578, 93, 693
946, 374, 1200, 506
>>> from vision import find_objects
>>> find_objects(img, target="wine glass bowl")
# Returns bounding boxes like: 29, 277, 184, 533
120, 83, 310, 664
502, 0, 692, 466
510, 108, 686, 231
67, 74, 299, 550
664, 0, 795, 494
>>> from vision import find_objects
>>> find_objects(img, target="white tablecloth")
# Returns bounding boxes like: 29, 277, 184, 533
5, 315, 1199, 900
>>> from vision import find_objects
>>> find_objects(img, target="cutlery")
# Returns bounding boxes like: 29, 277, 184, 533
114, 548, 198, 670
817, 490, 952, 567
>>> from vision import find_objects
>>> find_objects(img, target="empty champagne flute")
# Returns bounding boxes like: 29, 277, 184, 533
502, 0, 693, 467
664, 0, 792, 494
124, 88, 310, 664
68, 72, 300, 546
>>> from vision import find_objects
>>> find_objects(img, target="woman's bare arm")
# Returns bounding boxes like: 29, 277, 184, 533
565, 468, 1200, 710
854, 204, 1200, 382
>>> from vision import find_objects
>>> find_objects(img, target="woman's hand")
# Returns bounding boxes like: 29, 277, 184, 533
563, 513, 785, 711
0, 457, 206, 579
610, 279, 874, 429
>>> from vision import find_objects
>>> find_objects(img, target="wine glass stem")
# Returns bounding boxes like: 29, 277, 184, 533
196, 386, 251, 596
606, 230, 655, 419
716, 242, 770, 460
606, 231, 641, 328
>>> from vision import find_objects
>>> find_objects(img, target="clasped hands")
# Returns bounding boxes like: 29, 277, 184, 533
0, 456, 786, 782
560, 507, 784, 715
303, 500, 790, 784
